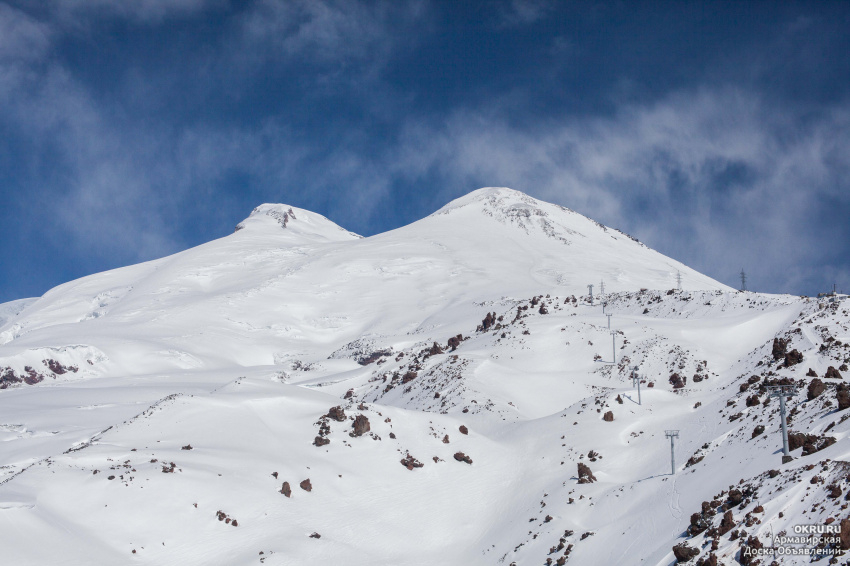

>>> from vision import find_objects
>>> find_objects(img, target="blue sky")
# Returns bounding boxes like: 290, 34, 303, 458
1, 0, 849, 302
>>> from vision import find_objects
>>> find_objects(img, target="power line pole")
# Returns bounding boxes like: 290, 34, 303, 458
587, 284, 594, 305
766, 385, 795, 464
665, 430, 679, 475
676, 271, 682, 291
740, 269, 747, 292
600, 280, 605, 295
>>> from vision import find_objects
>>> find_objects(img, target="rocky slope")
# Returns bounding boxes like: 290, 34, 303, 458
0, 188, 847, 565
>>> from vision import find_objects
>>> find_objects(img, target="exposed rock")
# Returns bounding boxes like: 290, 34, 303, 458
772, 338, 788, 360
459, 425, 468, 435
400, 454, 424, 470
313, 436, 330, 447
602, 411, 614, 422
280, 482, 291, 497
351, 415, 370, 437
615, 395, 623, 404
299, 479, 312, 492
745, 394, 760, 407
688, 512, 708, 536
401, 371, 417, 384
447, 334, 463, 351
806, 368, 818, 377
669, 373, 685, 389
788, 432, 806, 451
326, 406, 346, 421
727, 489, 743, 506
784, 349, 803, 367
358, 350, 391, 366
442, 435, 450, 444
837, 384, 850, 410
428, 342, 444, 356
718, 510, 734, 536
22, 366, 44, 385
740, 536, 762, 565
181, 444, 193, 450
309, 532, 321, 539
751, 425, 765, 438
43, 359, 78, 375
577, 462, 596, 484
825, 366, 844, 380
788, 432, 837, 455
478, 312, 497, 332
672, 542, 699, 562
453, 452, 472, 464
807, 378, 825, 400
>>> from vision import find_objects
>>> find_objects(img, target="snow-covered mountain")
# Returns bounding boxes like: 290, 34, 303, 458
0, 187, 847, 565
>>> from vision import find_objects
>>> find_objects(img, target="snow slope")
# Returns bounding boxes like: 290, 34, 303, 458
0, 188, 847, 566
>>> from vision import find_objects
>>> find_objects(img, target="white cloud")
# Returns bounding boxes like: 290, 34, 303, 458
48, 0, 221, 24
388, 89, 850, 293
495, 0, 554, 28
0, 4, 52, 62
237, 0, 428, 67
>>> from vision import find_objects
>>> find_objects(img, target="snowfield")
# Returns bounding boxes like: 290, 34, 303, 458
1, 187, 848, 565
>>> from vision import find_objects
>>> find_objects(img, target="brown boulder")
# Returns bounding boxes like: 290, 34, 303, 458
577, 462, 596, 484
326, 406, 346, 421
807, 378, 825, 400
401, 371, 417, 384
669, 373, 685, 388
602, 411, 614, 422
718, 510, 734, 535
672, 543, 699, 562
825, 366, 844, 380
400, 455, 424, 470
784, 349, 803, 367
837, 384, 850, 410
280, 482, 291, 497
313, 436, 330, 447
453, 452, 473, 464
459, 425, 468, 435
772, 338, 787, 360
727, 489, 743, 506
299, 479, 312, 492
351, 415, 370, 437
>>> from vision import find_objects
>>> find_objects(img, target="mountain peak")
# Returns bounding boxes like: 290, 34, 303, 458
234, 203, 361, 243
432, 187, 543, 216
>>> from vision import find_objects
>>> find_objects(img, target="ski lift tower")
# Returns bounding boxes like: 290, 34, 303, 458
766, 385, 796, 464
631, 366, 641, 405
665, 430, 679, 475
587, 284, 594, 306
